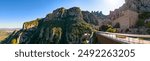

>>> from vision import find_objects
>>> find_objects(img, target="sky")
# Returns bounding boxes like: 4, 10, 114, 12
0, 0, 125, 28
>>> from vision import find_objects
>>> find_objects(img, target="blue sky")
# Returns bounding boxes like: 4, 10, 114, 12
0, 0, 125, 28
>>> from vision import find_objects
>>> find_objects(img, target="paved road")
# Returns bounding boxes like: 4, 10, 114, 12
97, 32, 150, 44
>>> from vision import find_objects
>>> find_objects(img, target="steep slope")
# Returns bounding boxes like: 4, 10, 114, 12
108, 0, 150, 34
2, 7, 106, 44
109, 0, 150, 20
123, 0, 150, 12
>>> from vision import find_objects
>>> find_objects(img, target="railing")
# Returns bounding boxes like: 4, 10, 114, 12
97, 31, 150, 44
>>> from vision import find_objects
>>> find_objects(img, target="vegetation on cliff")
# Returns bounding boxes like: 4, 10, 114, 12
136, 12, 150, 28
2, 7, 103, 44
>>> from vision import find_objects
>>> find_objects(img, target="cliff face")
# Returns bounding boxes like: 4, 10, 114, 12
23, 18, 40, 30
2, 7, 106, 44
3, 0, 150, 44
124, 0, 150, 12
82, 11, 107, 26
112, 10, 139, 29
109, 0, 150, 30
109, 0, 150, 20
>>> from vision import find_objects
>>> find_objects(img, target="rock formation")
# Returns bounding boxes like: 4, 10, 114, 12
2, 0, 150, 44
2, 7, 106, 44
109, 0, 150, 30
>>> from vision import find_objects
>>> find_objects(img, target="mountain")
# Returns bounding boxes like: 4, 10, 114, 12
3, 0, 150, 44
1, 7, 106, 44
108, 0, 150, 34
123, 0, 150, 12
109, 0, 150, 20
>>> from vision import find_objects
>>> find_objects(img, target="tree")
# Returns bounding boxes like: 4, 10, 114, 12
145, 22, 150, 28
106, 28, 116, 33
114, 22, 120, 28
99, 25, 109, 31
136, 19, 145, 27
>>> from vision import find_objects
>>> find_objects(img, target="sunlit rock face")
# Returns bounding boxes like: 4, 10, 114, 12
109, 0, 150, 20
124, 0, 150, 12
112, 10, 139, 29
22, 19, 39, 30
2, 7, 107, 44
113, 0, 150, 12
109, 0, 150, 30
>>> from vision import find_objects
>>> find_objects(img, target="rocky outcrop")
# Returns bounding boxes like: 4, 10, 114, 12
3, 7, 106, 44
109, 0, 150, 29
119, 0, 150, 12
109, 9, 124, 20
82, 11, 107, 27
23, 18, 41, 30
109, 0, 150, 20
82, 11, 99, 25
112, 10, 139, 29
124, 0, 150, 12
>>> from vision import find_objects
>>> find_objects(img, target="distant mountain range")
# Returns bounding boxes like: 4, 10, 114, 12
0, 28, 20, 31
0, 28, 19, 41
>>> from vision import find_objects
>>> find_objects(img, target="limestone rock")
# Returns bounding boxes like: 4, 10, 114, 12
3, 7, 106, 44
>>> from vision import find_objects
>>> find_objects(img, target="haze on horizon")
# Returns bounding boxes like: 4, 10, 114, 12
0, 0, 125, 28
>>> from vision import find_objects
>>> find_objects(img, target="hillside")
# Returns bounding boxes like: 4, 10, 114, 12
2, 7, 106, 44
2, 0, 150, 44
108, 0, 150, 34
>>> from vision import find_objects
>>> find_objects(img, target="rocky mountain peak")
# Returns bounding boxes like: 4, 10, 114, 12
59, 7, 84, 21
51, 7, 82, 18
67, 7, 83, 18
45, 7, 83, 22
109, 0, 150, 20
23, 18, 41, 30
124, 0, 150, 12
52, 7, 66, 18
108, 0, 150, 34
2, 7, 107, 44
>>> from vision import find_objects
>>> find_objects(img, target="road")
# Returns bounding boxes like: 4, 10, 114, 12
97, 31, 150, 44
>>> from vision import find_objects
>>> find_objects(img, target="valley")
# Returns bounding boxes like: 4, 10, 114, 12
0, 28, 19, 41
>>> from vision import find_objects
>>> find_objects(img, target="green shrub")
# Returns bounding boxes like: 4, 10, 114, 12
100, 24, 113, 31
106, 28, 116, 33
136, 19, 145, 27
147, 29, 150, 34
139, 12, 150, 19
145, 22, 150, 28
114, 22, 120, 28
11, 38, 17, 44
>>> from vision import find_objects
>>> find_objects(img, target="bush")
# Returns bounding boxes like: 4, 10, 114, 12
136, 19, 145, 27
100, 24, 113, 31
11, 38, 17, 44
139, 12, 150, 19
100, 24, 116, 33
114, 22, 120, 28
147, 29, 150, 34
136, 12, 150, 27
145, 22, 150, 28
106, 28, 116, 33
